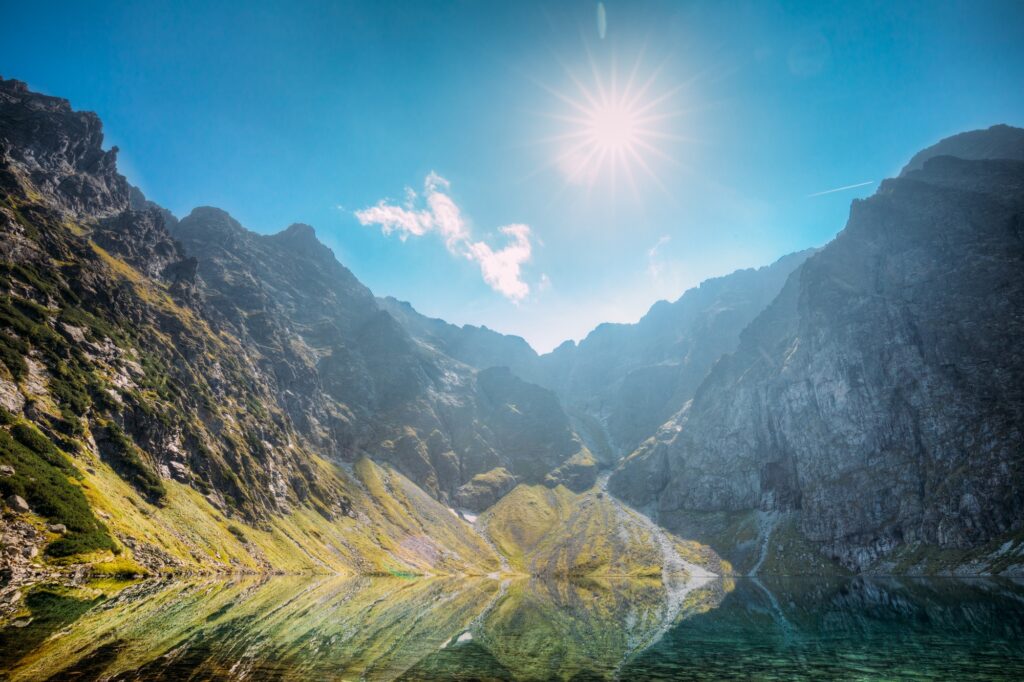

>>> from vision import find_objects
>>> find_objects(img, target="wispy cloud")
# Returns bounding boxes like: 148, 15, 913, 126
355, 174, 536, 302
647, 235, 671, 279
808, 180, 874, 198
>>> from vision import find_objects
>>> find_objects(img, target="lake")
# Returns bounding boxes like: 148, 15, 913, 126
2, 575, 1024, 680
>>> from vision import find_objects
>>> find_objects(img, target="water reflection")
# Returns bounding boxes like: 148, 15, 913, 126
2, 575, 1024, 680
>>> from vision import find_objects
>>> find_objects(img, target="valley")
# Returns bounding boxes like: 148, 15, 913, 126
1, 74, 1023, 614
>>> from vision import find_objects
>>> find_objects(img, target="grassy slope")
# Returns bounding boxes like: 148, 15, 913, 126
70, 452, 499, 576
481, 483, 725, 577
1, 176, 501, 577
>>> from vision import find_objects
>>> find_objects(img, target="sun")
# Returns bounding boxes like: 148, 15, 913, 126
544, 55, 682, 196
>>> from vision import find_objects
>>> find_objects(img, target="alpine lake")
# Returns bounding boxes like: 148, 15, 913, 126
3, 573, 1024, 680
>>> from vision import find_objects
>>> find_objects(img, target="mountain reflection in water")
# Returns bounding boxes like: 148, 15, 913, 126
2, 575, 1024, 680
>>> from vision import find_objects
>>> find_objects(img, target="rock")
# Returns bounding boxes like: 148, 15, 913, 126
454, 468, 518, 511
168, 461, 189, 481
22, 546, 38, 559
0, 377, 25, 413
611, 128, 1024, 574
47, 524, 67, 534
5, 494, 30, 513
0, 464, 14, 477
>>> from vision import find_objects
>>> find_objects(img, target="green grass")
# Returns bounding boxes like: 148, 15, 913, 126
0, 426, 116, 557
97, 422, 166, 503
226, 524, 247, 542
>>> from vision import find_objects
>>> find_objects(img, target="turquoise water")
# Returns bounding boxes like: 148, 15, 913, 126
2, 575, 1023, 680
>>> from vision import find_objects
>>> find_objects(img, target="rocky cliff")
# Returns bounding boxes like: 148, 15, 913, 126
168, 209, 595, 510
2, 74, 1021, 583
382, 251, 812, 461
0, 77, 522, 583
0, 76, 615, 586
611, 125, 1024, 575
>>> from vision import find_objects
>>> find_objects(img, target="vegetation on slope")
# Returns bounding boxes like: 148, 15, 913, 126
481, 482, 726, 577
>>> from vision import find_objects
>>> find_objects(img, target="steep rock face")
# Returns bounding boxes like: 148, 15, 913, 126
171, 210, 592, 506
0, 77, 504, 576
611, 128, 1024, 573
0, 79, 126, 219
382, 253, 811, 462
534, 251, 813, 458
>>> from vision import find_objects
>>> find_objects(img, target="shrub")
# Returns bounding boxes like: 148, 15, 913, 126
11, 421, 75, 474
0, 429, 116, 557
99, 423, 167, 503
227, 524, 247, 542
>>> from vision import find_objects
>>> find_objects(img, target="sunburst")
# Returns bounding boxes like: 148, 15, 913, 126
544, 54, 683, 198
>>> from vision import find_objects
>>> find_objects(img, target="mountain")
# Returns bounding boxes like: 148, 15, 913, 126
0, 77, 630, 585
0, 77, 726, 591
900, 124, 1024, 175
168, 207, 594, 508
382, 251, 812, 461
610, 125, 1024, 575
532, 251, 813, 457
2, 74, 1022, 583
0, 77, 515, 580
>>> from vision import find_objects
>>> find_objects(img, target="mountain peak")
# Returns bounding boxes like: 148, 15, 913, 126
178, 206, 247, 240
268, 221, 336, 262
278, 222, 316, 240
900, 124, 1024, 176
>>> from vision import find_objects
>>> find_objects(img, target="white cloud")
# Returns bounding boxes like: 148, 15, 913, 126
465, 224, 533, 301
355, 173, 536, 302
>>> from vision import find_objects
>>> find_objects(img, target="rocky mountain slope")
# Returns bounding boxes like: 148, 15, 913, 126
0, 76, 519, 581
168, 206, 594, 507
2, 74, 1021, 584
0, 77, 728, 589
611, 124, 1024, 575
382, 250, 812, 460
0, 77, 633, 585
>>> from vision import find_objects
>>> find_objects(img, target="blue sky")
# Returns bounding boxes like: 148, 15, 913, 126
3, 1, 1023, 351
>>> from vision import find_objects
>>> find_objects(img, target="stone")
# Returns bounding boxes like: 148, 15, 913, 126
0, 464, 14, 477
5, 495, 29, 513
168, 461, 189, 481
22, 546, 38, 559
47, 524, 67, 534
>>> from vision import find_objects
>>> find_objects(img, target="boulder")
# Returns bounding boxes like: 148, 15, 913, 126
5, 495, 30, 513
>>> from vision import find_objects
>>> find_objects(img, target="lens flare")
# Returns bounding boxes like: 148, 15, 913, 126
543, 53, 683, 199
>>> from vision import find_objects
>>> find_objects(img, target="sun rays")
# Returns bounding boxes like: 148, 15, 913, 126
539, 50, 688, 201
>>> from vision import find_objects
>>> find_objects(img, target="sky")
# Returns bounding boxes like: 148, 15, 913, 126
2, 1, 1023, 352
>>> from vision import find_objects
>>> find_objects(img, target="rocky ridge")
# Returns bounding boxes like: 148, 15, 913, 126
610, 125, 1024, 575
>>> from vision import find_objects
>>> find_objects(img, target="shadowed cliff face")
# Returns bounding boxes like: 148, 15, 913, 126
534, 251, 814, 458
0, 75, 584, 579
611, 128, 1024, 573
170, 209, 594, 506
380, 251, 812, 462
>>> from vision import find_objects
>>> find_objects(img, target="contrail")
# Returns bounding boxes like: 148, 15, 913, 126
808, 180, 874, 197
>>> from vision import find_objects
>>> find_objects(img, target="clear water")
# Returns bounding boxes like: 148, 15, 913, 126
2, 575, 1023, 680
